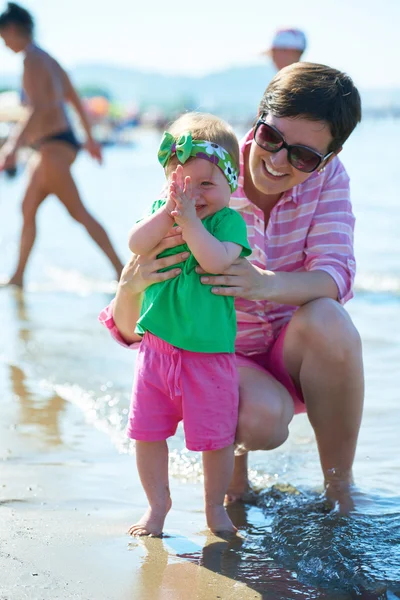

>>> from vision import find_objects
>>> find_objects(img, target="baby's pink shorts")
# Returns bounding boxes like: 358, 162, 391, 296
127, 332, 239, 452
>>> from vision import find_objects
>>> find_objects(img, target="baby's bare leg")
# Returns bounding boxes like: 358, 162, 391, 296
128, 440, 171, 537
203, 445, 237, 534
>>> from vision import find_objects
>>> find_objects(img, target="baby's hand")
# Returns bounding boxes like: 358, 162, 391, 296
165, 186, 177, 218
169, 165, 199, 227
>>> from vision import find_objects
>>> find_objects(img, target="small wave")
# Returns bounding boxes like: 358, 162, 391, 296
28, 267, 118, 295
252, 486, 400, 598
41, 380, 131, 452
355, 273, 400, 296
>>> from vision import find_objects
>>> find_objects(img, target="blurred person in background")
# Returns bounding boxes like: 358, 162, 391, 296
0, 3, 123, 287
263, 28, 307, 71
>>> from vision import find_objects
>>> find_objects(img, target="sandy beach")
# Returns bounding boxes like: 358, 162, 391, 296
0, 346, 350, 600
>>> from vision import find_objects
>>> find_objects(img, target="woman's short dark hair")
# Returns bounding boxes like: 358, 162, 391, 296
0, 2, 34, 36
259, 62, 362, 153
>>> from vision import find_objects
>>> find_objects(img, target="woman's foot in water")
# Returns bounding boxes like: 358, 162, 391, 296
224, 454, 253, 505
128, 498, 172, 537
324, 477, 355, 514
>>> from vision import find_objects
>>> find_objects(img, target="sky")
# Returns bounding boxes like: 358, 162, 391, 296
1, 0, 399, 88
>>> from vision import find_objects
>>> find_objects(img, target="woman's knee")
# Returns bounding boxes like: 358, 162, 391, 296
236, 384, 294, 451
291, 298, 362, 363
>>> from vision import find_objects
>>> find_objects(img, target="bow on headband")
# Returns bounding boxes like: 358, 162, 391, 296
158, 132, 193, 168
157, 130, 239, 193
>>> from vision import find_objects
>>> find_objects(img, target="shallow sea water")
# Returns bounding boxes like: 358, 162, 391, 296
0, 120, 399, 598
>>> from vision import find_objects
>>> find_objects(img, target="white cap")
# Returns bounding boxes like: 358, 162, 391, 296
270, 28, 307, 52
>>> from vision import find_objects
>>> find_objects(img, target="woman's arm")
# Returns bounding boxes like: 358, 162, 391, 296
198, 261, 338, 304
103, 231, 190, 344
199, 160, 355, 305
128, 206, 175, 256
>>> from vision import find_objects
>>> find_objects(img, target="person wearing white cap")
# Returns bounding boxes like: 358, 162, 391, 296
263, 28, 307, 71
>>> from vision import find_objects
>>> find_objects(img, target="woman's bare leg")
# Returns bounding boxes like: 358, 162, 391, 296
129, 440, 171, 537
228, 298, 363, 513
226, 369, 294, 504
283, 298, 364, 512
6, 159, 48, 287
203, 445, 237, 534
41, 144, 123, 279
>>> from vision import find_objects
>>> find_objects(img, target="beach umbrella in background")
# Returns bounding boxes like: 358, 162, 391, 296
84, 96, 110, 120
108, 102, 125, 121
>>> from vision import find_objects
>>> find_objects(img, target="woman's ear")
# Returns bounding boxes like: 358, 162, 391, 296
317, 147, 342, 173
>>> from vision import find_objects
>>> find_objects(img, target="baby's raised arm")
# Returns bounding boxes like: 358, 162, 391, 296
170, 169, 245, 273
184, 227, 242, 274
128, 205, 174, 255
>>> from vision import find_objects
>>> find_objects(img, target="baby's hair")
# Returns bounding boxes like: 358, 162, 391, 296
0, 2, 34, 36
167, 112, 239, 172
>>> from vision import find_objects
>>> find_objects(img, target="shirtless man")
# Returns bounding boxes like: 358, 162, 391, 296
0, 3, 123, 286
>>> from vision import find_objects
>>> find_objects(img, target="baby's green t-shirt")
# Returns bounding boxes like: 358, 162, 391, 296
135, 199, 252, 353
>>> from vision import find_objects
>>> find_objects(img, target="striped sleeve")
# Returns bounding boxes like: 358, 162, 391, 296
303, 162, 356, 304
98, 299, 141, 349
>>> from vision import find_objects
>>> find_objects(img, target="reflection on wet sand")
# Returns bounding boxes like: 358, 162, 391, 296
131, 536, 256, 600
7, 289, 67, 446
129, 505, 343, 600
9, 363, 66, 445
12, 287, 30, 344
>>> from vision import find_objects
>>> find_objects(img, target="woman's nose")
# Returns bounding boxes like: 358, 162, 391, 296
269, 148, 289, 169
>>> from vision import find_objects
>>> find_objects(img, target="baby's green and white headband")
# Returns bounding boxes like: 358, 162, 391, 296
157, 131, 239, 193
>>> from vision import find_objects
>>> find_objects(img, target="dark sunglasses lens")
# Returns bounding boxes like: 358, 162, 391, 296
290, 147, 321, 172
256, 123, 283, 151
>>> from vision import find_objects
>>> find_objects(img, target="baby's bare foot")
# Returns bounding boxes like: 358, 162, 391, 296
128, 499, 172, 537
206, 504, 237, 535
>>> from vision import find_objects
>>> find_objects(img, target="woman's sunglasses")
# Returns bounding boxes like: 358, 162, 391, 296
254, 115, 333, 173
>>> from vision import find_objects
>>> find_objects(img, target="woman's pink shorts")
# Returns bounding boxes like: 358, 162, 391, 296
236, 324, 306, 415
127, 332, 239, 451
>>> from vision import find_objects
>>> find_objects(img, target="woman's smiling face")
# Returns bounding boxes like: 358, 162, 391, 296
248, 114, 334, 196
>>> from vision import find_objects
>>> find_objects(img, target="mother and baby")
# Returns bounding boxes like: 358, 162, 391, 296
99, 61, 363, 535
0, 0, 363, 540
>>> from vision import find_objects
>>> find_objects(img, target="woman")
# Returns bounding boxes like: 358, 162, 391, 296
0, 3, 123, 286
100, 62, 364, 513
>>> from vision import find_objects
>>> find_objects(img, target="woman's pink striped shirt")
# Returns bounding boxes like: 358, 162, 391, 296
232, 130, 356, 357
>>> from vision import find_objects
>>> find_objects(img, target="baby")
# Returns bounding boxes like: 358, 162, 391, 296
127, 112, 251, 536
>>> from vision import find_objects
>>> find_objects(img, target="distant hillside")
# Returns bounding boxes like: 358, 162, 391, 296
70, 63, 274, 118
2, 63, 400, 118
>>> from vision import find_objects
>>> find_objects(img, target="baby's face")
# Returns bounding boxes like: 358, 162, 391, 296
169, 157, 231, 220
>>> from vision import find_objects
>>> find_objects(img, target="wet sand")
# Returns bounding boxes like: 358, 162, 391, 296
0, 343, 347, 600
0, 364, 257, 600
